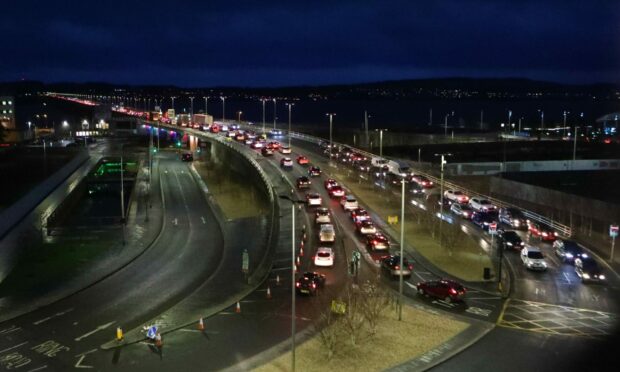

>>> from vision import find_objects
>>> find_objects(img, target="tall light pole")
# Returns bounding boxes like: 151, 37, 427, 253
326, 113, 336, 161
444, 111, 454, 136
364, 111, 370, 148
563, 110, 570, 137
261, 98, 267, 134
171, 96, 177, 112
273, 98, 277, 129
237, 111, 243, 123
435, 153, 452, 243
203, 96, 209, 115
507, 110, 512, 134
375, 129, 387, 157
538, 109, 544, 129
286, 103, 294, 147
220, 96, 226, 121
518, 117, 523, 133
398, 177, 406, 321
189, 96, 195, 116
120, 144, 126, 245
278, 194, 306, 372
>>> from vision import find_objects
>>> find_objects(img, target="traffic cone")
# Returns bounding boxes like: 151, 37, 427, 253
235, 302, 241, 313
302, 232, 307, 241
198, 318, 205, 331
299, 244, 304, 257
266, 286, 272, 299
276, 274, 281, 286
155, 333, 162, 347
116, 327, 123, 341
296, 256, 300, 267
302, 225, 306, 233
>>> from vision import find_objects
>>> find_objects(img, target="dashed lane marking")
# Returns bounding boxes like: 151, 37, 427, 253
0, 342, 28, 354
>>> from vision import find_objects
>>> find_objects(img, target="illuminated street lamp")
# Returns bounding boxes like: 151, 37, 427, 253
171, 96, 177, 112
237, 111, 243, 123
435, 153, 452, 243
203, 96, 209, 115
261, 98, 267, 134
538, 109, 544, 129
189, 96, 195, 116
273, 98, 277, 129
375, 128, 388, 157
286, 103, 294, 147
563, 110, 570, 136
444, 111, 454, 136
220, 96, 226, 121
326, 113, 336, 161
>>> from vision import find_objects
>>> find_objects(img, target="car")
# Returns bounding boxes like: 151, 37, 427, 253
319, 224, 336, 243
269, 129, 283, 138
297, 155, 310, 165
280, 157, 293, 168
357, 161, 372, 172
308, 166, 321, 177
315, 208, 331, 224
370, 166, 389, 180
340, 195, 359, 211
499, 207, 527, 229
235, 133, 246, 142
411, 175, 433, 188
268, 141, 281, 150
295, 271, 326, 295
444, 190, 469, 204
324, 179, 338, 190
350, 208, 370, 223
381, 255, 413, 278
280, 146, 292, 154
296, 176, 311, 189
314, 247, 334, 267
497, 230, 525, 250
527, 221, 558, 242
250, 141, 264, 149
356, 220, 377, 235
520, 246, 548, 271
416, 279, 467, 303
574, 257, 605, 283
261, 147, 274, 156
328, 185, 345, 198
553, 239, 588, 264
181, 152, 193, 162
408, 181, 425, 197
366, 232, 390, 251
244, 138, 254, 145
468, 198, 497, 212
450, 203, 473, 219
306, 192, 322, 207
471, 212, 497, 231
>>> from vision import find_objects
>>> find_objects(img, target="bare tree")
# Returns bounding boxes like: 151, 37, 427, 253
358, 280, 389, 336
442, 222, 461, 256
316, 310, 343, 360
340, 285, 367, 347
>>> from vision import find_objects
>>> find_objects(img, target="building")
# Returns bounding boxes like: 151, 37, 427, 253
0, 96, 15, 130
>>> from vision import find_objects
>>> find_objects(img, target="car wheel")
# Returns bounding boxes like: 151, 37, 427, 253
444, 296, 452, 303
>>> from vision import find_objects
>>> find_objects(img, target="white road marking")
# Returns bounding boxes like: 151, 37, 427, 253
74, 349, 97, 358
74, 321, 115, 342
0, 341, 28, 354
271, 267, 292, 271
466, 296, 501, 300
74, 355, 93, 369
33, 308, 74, 325
465, 307, 492, 317
0, 326, 21, 335
432, 300, 457, 309
405, 282, 417, 289
201, 217, 206, 224
563, 272, 571, 284
27, 366, 47, 372
413, 271, 427, 281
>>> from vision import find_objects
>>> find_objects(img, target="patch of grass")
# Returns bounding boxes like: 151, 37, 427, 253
254, 304, 468, 372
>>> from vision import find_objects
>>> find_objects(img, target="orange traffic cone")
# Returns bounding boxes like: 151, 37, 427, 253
276, 274, 281, 286
266, 286, 272, 299
198, 318, 205, 331
235, 302, 241, 313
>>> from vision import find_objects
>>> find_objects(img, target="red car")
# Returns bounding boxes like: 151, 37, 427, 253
297, 155, 309, 165
527, 221, 558, 242
328, 185, 345, 198
324, 179, 338, 190
416, 279, 466, 303
268, 141, 281, 150
366, 232, 390, 251
350, 208, 369, 223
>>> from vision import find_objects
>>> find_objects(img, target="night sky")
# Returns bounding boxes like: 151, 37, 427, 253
2, 0, 619, 87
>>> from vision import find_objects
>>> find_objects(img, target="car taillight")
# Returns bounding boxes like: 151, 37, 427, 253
449, 288, 457, 295
394, 265, 400, 270
542, 232, 548, 237
408, 264, 413, 270
372, 240, 377, 245
312, 283, 316, 289
296, 282, 300, 288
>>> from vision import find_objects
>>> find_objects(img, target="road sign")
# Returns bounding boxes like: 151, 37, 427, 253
489, 222, 498, 235
610, 225, 618, 238
146, 326, 158, 340
331, 300, 346, 315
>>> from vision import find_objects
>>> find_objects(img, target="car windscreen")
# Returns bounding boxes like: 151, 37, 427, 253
528, 251, 544, 259
581, 260, 599, 270
317, 252, 330, 257
504, 232, 518, 239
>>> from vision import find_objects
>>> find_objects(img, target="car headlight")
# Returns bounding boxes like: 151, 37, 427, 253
599, 274, 606, 280
565, 253, 573, 258
582, 273, 590, 279
542, 261, 547, 267
507, 242, 513, 246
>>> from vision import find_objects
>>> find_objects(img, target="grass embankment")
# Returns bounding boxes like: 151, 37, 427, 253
194, 160, 269, 220
255, 304, 468, 372
330, 166, 493, 282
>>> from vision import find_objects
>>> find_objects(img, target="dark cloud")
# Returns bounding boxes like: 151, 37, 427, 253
1, 0, 619, 86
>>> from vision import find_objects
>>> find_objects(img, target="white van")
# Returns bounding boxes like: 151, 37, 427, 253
387, 160, 412, 177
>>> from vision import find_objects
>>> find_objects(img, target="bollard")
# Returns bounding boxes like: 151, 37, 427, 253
198, 318, 205, 331
276, 274, 281, 285
116, 327, 124, 341
266, 286, 272, 299
235, 302, 241, 313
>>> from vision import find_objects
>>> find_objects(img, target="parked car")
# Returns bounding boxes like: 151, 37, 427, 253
296, 176, 311, 189
450, 203, 474, 219
574, 257, 606, 283
498, 207, 527, 229
319, 224, 336, 243
280, 157, 293, 168
497, 229, 525, 250
553, 239, 589, 264
306, 192, 322, 207
469, 198, 497, 212
416, 279, 467, 303
308, 166, 321, 177
381, 255, 413, 278
315, 208, 331, 225
520, 246, 548, 271
314, 247, 334, 267
444, 190, 469, 204
340, 195, 359, 211
295, 271, 326, 295
527, 221, 558, 242
366, 232, 390, 251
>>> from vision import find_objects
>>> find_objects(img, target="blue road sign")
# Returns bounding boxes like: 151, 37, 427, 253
146, 326, 158, 339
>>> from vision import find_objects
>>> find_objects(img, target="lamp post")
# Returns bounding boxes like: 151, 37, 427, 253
171, 96, 177, 112
261, 98, 267, 134
444, 111, 453, 136
203, 96, 209, 115
286, 103, 294, 147
273, 98, 277, 129
435, 153, 452, 243
237, 111, 243, 123
375, 129, 387, 157
507, 110, 512, 134
398, 177, 406, 321
518, 117, 523, 133
326, 113, 336, 161
220, 96, 226, 121
278, 194, 306, 372
538, 109, 544, 129
563, 110, 570, 137
189, 96, 195, 116
120, 144, 126, 245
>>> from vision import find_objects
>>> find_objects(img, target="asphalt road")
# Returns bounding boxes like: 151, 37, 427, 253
0, 152, 224, 371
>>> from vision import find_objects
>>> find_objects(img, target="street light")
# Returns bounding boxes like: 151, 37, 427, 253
507, 110, 512, 134
120, 144, 126, 245
444, 111, 454, 136
237, 111, 243, 123
171, 96, 177, 112
203, 96, 209, 115
398, 177, 406, 321
286, 103, 294, 147
261, 98, 267, 135
563, 110, 570, 137
374, 129, 388, 158
278, 193, 306, 372
220, 96, 226, 121
435, 153, 452, 243
273, 98, 277, 129
326, 113, 336, 161
189, 96, 195, 116
538, 109, 544, 129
